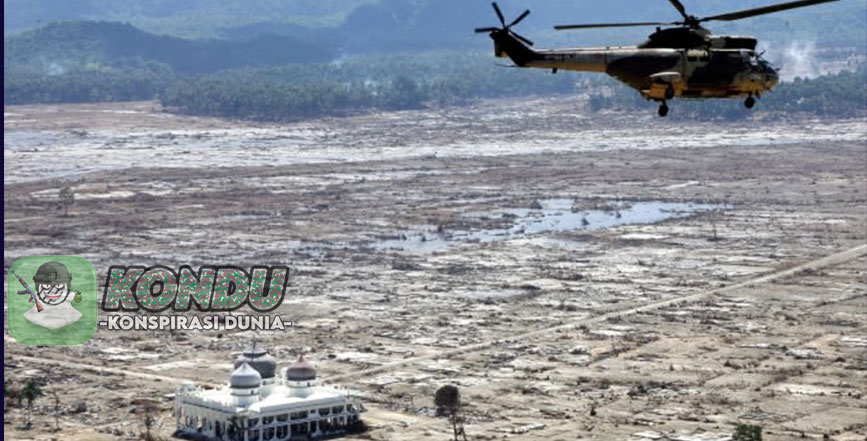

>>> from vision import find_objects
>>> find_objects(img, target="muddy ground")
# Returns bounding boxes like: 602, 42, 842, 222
4, 98, 866, 441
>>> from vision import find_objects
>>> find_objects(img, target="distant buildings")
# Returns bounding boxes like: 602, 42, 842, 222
174, 343, 364, 441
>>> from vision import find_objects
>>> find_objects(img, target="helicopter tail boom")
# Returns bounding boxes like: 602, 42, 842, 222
488, 30, 540, 67
489, 29, 612, 73
523, 49, 609, 73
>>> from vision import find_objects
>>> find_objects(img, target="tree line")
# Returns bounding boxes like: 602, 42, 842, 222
5, 51, 865, 121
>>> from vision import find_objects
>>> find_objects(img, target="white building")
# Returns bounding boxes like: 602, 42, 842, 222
174, 344, 364, 441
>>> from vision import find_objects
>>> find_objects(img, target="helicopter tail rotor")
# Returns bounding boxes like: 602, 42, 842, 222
475, 2, 534, 47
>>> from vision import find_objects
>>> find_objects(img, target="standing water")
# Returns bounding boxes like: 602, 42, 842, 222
375, 199, 723, 253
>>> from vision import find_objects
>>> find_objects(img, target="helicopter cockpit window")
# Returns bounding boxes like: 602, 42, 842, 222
757, 56, 775, 73
747, 53, 769, 70
744, 52, 761, 67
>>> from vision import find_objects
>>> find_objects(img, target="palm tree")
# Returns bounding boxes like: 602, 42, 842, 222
21, 379, 44, 429
51, 391, 62, 431
141, 401, 159, 441
59, 186, 75, 217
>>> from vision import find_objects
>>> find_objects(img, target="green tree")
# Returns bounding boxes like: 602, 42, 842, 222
434, 385, 467, 441
21, 378, 44, 429
733, 423, 762, 441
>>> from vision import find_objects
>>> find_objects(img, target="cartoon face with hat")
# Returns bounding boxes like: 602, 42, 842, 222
15, 261, 83, 329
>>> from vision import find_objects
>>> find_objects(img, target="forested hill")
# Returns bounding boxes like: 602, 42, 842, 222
4, 21, 332, 74
5, 0, 865, 50
3, 1, 865, 120
2, 0, 376, 38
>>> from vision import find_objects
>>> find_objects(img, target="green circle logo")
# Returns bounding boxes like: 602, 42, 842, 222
7, 256, 97, 346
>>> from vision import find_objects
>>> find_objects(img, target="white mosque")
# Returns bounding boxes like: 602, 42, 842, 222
174, 343, 364, 441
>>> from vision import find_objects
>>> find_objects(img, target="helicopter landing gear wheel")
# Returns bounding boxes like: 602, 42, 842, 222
665, 84, 675, 100
658, 102, 669, 117
745, 95, 756, 109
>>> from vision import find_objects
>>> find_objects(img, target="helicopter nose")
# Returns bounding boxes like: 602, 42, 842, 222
766, 68, 779, 87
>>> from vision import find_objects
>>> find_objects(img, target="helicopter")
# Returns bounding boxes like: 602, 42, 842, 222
475, 0, 839, 116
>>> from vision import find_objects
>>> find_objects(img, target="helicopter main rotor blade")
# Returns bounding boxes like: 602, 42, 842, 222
511, 30, 534, 46
508, 9, 531, 28
700, 0, 838, 22
555, 21, 676, 30
667, 0, 689, 20
475, 26, 500, 33
492, 2, 506, 27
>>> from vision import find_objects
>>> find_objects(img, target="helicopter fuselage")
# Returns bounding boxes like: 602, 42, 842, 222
477, 0, 837, 116
491, 30, 779, 101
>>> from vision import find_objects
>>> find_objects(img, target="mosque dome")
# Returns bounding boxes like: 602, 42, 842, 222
286, 356, 317, 382
229, 362, 262, 389
234, 342, 277, 379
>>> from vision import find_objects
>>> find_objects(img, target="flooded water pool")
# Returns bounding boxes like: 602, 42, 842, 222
375, 199, 723, 253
